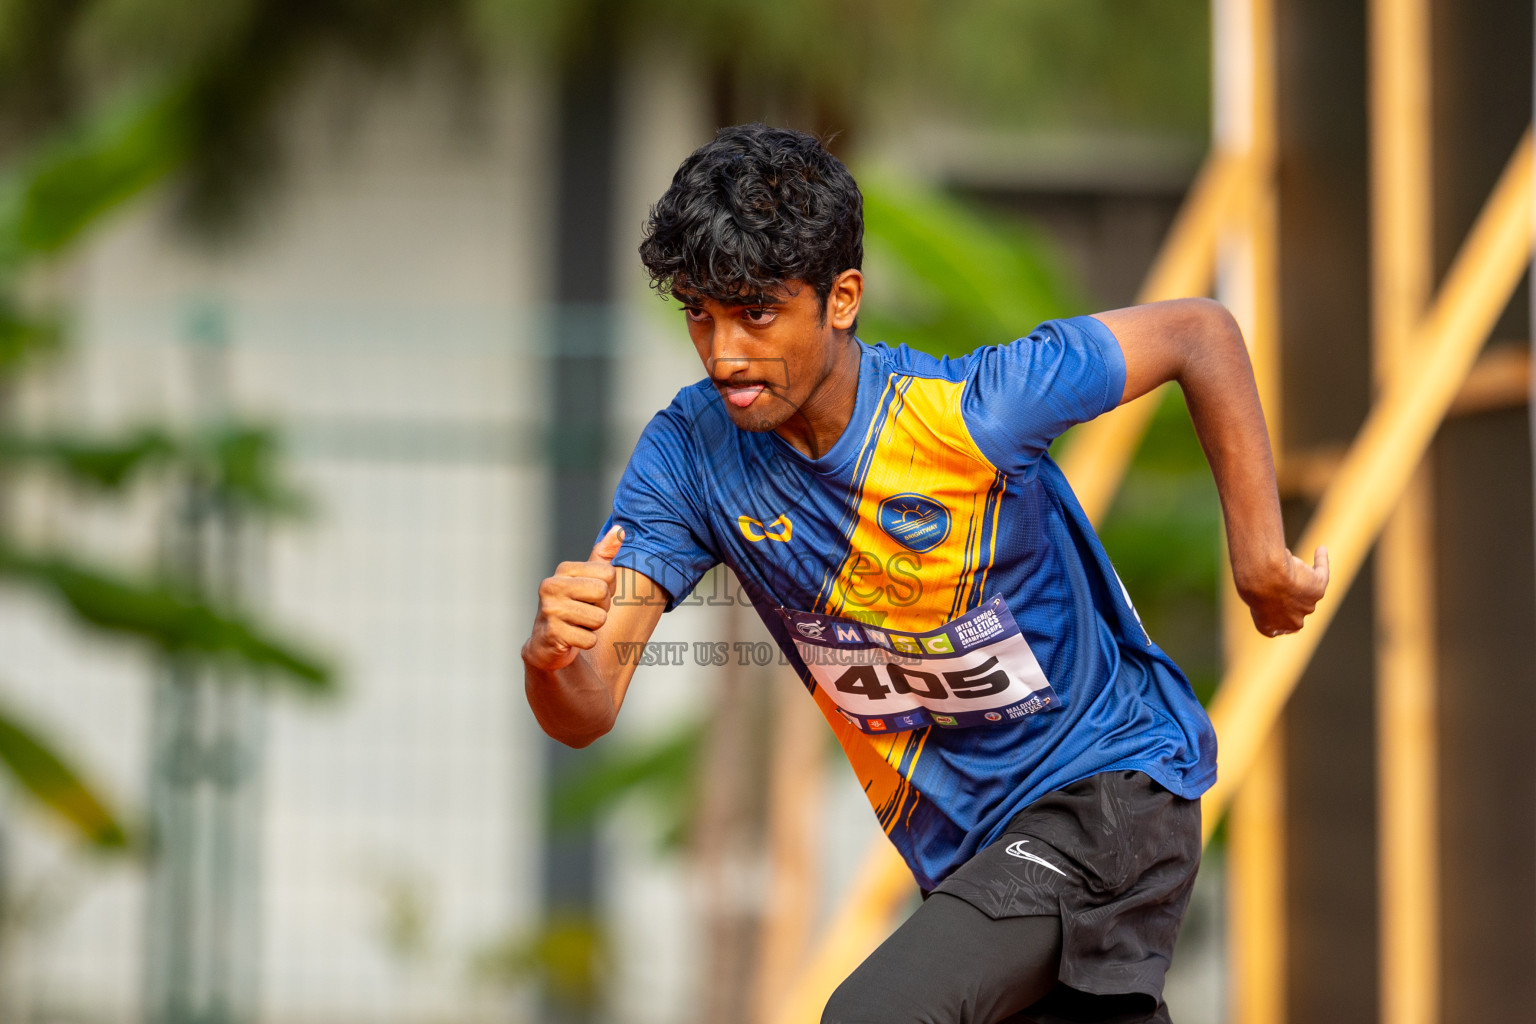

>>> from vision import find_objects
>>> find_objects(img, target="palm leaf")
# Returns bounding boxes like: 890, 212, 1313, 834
0, 84, 190, 268
0, 547, 333, 692
0, 294, 61, 376
0, 700, 129, 849
0, 423, 309, 514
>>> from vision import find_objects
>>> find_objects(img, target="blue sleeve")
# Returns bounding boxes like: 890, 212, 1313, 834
597, 404, 720, 612
960, 315, 1127, 477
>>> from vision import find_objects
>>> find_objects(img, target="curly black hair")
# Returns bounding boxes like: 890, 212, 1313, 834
638, 123, 863, 321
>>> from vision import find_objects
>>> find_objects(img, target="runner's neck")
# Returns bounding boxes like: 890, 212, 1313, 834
772, 334, 862, 460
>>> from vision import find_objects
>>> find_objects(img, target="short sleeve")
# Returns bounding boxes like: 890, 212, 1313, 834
960, 314, 1126, 477
598, 404, 721, 611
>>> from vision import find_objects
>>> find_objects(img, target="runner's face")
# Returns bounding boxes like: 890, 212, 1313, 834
679, 272, 862, 434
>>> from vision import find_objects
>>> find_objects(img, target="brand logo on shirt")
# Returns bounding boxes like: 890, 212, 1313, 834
795, 620, 828, 639
877, 493, 951, 553
738, 514, 792, 542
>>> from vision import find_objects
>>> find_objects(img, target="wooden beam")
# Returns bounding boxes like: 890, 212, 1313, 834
1448, 344, 1531, 414
1277, 349, 1532, 498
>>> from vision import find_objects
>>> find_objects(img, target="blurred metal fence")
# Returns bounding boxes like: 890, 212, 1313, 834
1, 298, 551, 1024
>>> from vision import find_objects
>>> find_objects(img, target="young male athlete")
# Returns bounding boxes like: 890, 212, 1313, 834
522, 124, 1328, 1024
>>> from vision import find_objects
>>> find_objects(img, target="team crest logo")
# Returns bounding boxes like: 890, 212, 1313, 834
877, 493, 951, 552
984, 711, 1003, 722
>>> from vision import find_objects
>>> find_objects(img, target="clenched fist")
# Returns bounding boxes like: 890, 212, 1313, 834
523, 525, 624, 672
1239, 545, 1330, 638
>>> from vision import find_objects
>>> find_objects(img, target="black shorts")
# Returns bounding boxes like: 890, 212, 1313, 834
823, 770, 1201, 1024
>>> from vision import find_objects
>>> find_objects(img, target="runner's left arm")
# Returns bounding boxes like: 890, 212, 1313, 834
1090, 297, 1329, 637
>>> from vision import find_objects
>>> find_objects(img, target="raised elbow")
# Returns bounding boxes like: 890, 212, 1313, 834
1176, 298, 1247, 376
1183, 297, 1241, 341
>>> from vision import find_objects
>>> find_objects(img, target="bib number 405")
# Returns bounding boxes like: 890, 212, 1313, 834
830, 657, 1010, 701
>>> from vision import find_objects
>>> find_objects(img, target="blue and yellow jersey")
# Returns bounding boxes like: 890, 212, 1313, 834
601, 315, 1217, 890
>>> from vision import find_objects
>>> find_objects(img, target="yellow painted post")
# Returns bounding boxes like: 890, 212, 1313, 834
1218, 0, 1287, 1020
752, 675, 830, 1024
768, 843, 913, 1024
1228, 721, 1286, 1024
1369, 1, 1440, 1023
1202, 132, 1535, 839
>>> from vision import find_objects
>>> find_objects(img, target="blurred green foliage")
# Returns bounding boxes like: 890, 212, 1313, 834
0, 0, 1207, 235
550, 720, 702, 850
859, 174, 1085, 352
0, 702, 127, 849
472, 912, 607, 1011
482, 0, 1207, 134
0, 85, 188, 261
0, 11, 337, 850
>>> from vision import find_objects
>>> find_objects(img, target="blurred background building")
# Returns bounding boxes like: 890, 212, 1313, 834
0, 2, 1528, 1024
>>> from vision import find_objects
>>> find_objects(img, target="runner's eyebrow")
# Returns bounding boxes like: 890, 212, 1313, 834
674, 291, 786, 308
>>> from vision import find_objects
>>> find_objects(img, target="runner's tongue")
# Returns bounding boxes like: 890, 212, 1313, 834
725, 384, 765, 408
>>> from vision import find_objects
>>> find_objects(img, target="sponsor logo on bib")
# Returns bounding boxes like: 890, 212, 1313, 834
877, 493, 951, 552
778, 597, 1060, 735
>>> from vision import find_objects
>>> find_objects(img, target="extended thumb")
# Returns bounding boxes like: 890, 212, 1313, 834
590, 524, 624, 564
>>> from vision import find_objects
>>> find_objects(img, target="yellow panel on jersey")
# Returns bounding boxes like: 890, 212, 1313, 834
821, 374, 1006, 630
809, 372, 1007, 833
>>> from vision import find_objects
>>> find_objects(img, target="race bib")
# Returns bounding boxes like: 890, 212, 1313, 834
777, 597, 1060, 735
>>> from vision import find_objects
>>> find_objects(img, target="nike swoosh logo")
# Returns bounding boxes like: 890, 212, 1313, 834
1005, 839, 1067, 877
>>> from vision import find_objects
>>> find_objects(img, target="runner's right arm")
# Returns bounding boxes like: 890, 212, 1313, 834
522, 525, 668, 747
